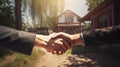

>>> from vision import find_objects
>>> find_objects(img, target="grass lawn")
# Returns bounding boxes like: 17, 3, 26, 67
0, 47, 45, 67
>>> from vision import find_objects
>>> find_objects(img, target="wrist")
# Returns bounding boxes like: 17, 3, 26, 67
34, 34, 49, 47
71, 34, 83, 46
34, 35, 42, 46
71, 34, 80, 40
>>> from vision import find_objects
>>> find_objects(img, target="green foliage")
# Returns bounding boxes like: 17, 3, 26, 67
22, 22, 30, 31
86, 0, 104, 11
46, 16, 58, 29
0, 0, 15, 28
0, 49, 13, 59
0, 48, 45, 67
23, 0, 65, 29
83, 22, 91, 30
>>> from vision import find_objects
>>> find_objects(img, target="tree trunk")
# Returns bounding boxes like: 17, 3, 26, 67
15, 0, 22, 30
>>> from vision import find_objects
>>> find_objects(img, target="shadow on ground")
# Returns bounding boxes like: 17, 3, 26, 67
58, 46, 120, 67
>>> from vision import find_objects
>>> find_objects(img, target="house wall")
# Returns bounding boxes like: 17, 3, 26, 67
79, 0, 120, 29
91, 4, 113, 29
58, 15, 65, 23
93, 0, 120, 28
73, 16, 78, 22
58, 13, 79, 23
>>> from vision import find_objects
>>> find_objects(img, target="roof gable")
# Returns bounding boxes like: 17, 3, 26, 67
59, 10, 81, 19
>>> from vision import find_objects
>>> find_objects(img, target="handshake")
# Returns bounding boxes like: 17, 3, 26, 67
34, 32, 83, 55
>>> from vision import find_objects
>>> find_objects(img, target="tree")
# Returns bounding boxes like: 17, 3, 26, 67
0, 0, 22, 30
23, 0, 65, 29
0, 0, 16, 28
15, 0, 22, 30
86, 0, 104, 11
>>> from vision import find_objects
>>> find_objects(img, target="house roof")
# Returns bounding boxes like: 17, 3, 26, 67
58, 10, 81, 19
79, 0, 112, 22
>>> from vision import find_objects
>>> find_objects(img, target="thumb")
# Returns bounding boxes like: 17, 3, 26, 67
46, 38, 55, 52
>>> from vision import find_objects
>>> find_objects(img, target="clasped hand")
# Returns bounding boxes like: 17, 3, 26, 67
34, 32, 73, 55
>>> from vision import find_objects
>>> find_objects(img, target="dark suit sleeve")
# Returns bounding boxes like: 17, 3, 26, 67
82, 25, 120, 47
0, 25, 36, 55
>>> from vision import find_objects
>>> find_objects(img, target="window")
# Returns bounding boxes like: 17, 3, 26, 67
98, 13, 108, 28
65, 15, 73, 22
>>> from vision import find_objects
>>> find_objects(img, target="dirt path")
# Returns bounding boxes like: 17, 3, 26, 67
34, 51, 120, 67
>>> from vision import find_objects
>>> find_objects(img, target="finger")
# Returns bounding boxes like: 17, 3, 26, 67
51, 48, 63, 55
53, 41, 66, 55
57, 38, 72, 50
58, 51, 63, 55
54, 43, 65, 54
56, 50, 62, 55
56, 38, 72, 50
63, 40, 71, 50
52, 50, 62, 55
51, 43, 64, 55
47, 39, 55, 51
54, 39, 66, 53
55, 39, 68, 53
52, 50, 57, 54
49, 33, 57, 37
59, 39, 68, 51
47, 38, 71, 54
51, 32, 71, 41
51, 33, 72, 48
51, 33, 62, 38
47, 38, 64, 54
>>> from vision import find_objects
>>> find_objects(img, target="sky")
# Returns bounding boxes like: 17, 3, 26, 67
24, 0, 89, 24
64, 0, 88, 17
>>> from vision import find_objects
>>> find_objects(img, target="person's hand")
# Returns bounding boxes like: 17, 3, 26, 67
34, 34, 70, 55
47, 37, 71, 55
34, 34, 52, 50
48, 33, 73, 55
51, 32, 83, 47
51, 32, 73, 46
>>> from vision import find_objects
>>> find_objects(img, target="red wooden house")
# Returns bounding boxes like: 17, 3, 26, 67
79, 0, 120, 29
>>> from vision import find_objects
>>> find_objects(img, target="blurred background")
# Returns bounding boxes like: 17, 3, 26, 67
0, 0, 120, 67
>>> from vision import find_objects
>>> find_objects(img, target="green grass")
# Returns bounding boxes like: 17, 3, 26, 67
0, 48, 45, 67
0, 49, 13, 59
